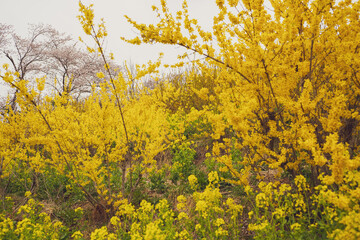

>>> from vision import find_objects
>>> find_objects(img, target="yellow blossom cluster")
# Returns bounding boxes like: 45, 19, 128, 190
1, 0, 360, 239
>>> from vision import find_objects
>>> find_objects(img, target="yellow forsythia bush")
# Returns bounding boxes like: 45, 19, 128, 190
123, 0, 360, 238
1, 0, 360, 239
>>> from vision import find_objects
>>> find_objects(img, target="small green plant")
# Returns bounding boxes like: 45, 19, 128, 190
1, 158, 33, 197
37, 166, 69, 202
183, 117, 212, 140
54, 203, 84, 231
170, 142, 197, 185
1, 195, 14, 215
148, 168, 167, 193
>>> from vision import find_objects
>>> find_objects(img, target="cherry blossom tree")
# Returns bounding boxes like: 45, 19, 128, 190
0, 24, 118, 107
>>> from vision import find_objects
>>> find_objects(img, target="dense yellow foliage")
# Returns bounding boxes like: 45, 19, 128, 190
1, 0, 360, 239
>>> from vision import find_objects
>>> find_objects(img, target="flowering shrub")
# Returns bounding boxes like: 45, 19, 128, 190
1, 0, 360, 239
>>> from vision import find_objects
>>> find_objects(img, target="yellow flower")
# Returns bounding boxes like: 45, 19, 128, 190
177, 212, 188, 221
175, 230, 190, 240
226, 198, 243, 219
75, 207, 83, 215
25, 191, 32, 198
144, 222, 166, 240
215, 218, 225, 227
245, 185, 253, 195
195, 200, 208, 217
36, 76, 46, 91
228, 0, 239, 7
278, 184, 291, 195
208, 171, 219, 185
248, 211, 254, 220
290, 223, 301, 231
216, 0, 225, 8
272, 208, 285, 220
71, 231, 83, 240
87, 46, 95, 53
188, 174, 198, 190
110, 216, 120, 226
97, 72, 105, 79
215, 227, 228, 237
295, 175, 309, 192
255, 193, 269, 209
177, 195, 187, 211
248, 221, 269, 231
195, 224, 202, 231
3, 63, 9, 70
117, 200, 135, 217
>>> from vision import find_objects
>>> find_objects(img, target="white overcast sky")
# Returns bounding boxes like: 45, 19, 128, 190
0, 0, 218, 65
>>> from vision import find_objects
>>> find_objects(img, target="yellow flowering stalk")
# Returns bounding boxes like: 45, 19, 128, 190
0, 195, 65, 239
188, 174, 198, 190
